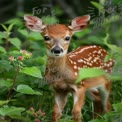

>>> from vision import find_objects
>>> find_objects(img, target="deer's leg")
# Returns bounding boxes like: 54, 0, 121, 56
52, 91, 68, 122
93, 97, 103, 118
72, 86, 86, 122
93, 80, 111, 118
99, 80, 111, 113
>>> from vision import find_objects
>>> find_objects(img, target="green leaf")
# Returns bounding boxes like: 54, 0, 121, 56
42, 16, 59, 24
0, 100, 10, 106
104, 53, 112, 62
1, 24, 8, 31
0, 32, 6, 39
87, 36, 103, 45
0, 60, 13, 71
20, 66, 42, 78
103, 34, 122, 54
18, 29, 29, 37
5, 18, 23, 26
28, 31, 43, 41
108, 75, 122, 81
16, 84, 42, 95
0, 106, 25, 117
0, 79, 12, 88
113, 103, 122, 112
0, 46, 6, 53
75, 68, 105, 83
91, 1, 103, 10
74, 29, 91, 38
9, 38, 21, 49
8, 24, 14, 32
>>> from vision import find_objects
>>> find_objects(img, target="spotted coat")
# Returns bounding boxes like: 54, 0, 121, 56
67, 45, 114, 76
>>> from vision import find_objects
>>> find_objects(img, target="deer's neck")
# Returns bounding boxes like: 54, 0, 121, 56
46, 55, 68, 74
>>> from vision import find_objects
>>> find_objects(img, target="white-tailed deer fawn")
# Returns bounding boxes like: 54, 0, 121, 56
24, 15, 114, 122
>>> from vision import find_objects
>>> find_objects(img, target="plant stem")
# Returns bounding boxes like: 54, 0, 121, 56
5, 35, 9, 51
7, 66, 20, 99
5, 38, 9, 50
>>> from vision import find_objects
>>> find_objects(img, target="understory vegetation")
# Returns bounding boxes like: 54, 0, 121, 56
0, 0, 122, 122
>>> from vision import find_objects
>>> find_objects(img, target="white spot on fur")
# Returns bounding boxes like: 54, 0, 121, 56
74, 72, 78, 76
74, 65, 77, 69
74, 62, 76, 64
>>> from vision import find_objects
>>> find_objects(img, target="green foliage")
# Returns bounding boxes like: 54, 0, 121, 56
16, 84, 42, 95
89, 103, 122, 122
0, 46, 6, 53
9, 38, 21, 50
0, 4, 122, 122
0, 100, 10, 106
75, 68, 105, 83
0, 106, 25, 118
20, 67, 42, 78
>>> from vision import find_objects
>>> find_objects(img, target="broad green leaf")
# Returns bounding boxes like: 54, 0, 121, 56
16, 84, 42, 95
0, 79, 12, 88
31, 56, 46, 65
8, 24, 14, 32
1, 24, 7, 31
0, 106, 25, 117
7, 114, 32, 121
18, 29, 29, 37
28, 31, 43, 41
0, 32, 6, 39
104, 53, 112, 62
0, 46, 6, 53
9, 38, 21, 49
5, 18, 23, 26
0, 60, 13, 71
75, 68, 105, 83
20, 66, 42, 78
0, 100, 9, 106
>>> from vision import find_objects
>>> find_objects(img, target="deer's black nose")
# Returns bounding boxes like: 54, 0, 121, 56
51, 46, 63, 54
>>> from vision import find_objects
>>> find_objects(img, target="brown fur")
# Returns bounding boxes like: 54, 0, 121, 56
24, 15, 114, 122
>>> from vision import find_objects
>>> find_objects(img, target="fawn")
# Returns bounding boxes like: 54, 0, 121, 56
24, 15, 114, 122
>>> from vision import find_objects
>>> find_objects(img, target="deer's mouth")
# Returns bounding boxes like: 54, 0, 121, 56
47, 48, 67, 57
51, 46, 63, 54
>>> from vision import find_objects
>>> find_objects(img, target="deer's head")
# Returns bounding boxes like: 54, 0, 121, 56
24, 15, 90, 57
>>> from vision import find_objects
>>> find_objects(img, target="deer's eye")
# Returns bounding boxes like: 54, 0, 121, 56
44, 36, 50, 41
65, 36, 70, 41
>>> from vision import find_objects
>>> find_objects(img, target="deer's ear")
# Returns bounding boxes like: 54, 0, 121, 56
24, 15, 46, 32
68, 15, 90, 33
